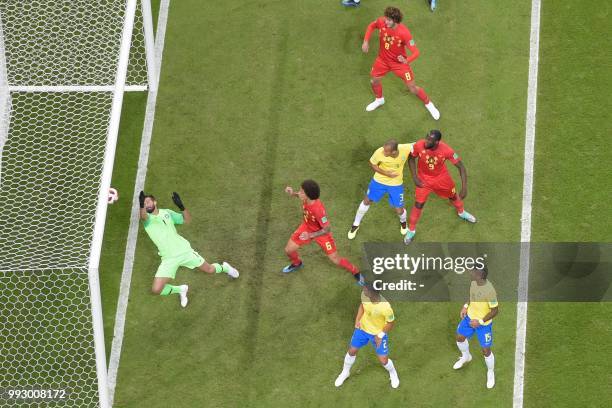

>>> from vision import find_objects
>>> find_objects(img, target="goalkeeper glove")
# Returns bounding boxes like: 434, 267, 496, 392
172, 192, 185, 211
139, 191, 145, 208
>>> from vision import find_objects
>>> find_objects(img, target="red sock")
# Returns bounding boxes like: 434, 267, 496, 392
409, 207, 422, 231
339, 258, 359, 275
371, 82, 383, 98
287, 251, 301, 266
451, 198, 464, 214
416, 87, 430, 104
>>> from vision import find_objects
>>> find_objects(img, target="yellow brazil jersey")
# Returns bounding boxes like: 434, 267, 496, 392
370, 143, 413, 186
467, 280, 498, 326
359, 292, 395, 335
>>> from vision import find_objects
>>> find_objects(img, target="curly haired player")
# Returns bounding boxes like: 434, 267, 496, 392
362, 6, 440, 119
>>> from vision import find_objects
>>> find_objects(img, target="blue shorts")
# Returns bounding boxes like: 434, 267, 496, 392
366, 179, 404, 208
349, 328, 389, 356
457, 315, 493, 348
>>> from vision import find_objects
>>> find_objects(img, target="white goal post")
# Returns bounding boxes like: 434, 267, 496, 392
0, 1, 158, 407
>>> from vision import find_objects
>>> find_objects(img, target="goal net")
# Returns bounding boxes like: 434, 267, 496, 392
0, 1, 153, 406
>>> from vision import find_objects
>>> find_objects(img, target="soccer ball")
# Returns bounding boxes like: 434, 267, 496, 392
108, 187, 119, 204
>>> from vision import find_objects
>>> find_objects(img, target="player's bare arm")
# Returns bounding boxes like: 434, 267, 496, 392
454, 161, 468, 199
305, 225, 331, 240
460, 302, 469, 318
408, 155, 422, 187
354, 304, 364, 328
480, 307, 499, 324
470, 306, 498, 328
284, 186, 299, 197
182, 208, 192, 224
369, 161, 398, 178
375, 321, 395, 347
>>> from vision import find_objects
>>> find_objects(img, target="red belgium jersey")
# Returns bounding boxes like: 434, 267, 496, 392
302, 199, 330, 233
364, 17, 418, 64
411, 140, 461, 180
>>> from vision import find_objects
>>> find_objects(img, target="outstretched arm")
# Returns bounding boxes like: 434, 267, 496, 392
454, 161, 468, 199
362, 20, 379, 52
139, 191, 148, 221
284, 186, 299, 198
172, 192, 191, 224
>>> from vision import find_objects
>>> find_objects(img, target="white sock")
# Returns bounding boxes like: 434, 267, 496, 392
456, 340, 470, 358
399, 209, 407, 223
485, 352, 495, 370
353, 201, 370, 226
343, 353, 356, 373
383, 359, 397, 375
354, 0, 361, 3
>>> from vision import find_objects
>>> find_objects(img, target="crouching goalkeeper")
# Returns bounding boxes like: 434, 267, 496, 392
139, 191, 239, 308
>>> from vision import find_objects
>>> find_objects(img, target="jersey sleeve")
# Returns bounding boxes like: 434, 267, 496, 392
169, 210, 184, 225
446, 146, 461, 164
369, 147, 384, 165
402, 28, 419, 63
411, 140, 423, 157
364, 17, 383, 41
488, 287, 499, 308
384, 305, 395, 323
314, 205, 330, 229
399, 143, 414, 156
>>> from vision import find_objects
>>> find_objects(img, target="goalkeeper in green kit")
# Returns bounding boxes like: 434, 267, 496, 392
139, 191, 239, 307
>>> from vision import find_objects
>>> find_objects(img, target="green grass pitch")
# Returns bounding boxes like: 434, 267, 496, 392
100, 1, 612, 407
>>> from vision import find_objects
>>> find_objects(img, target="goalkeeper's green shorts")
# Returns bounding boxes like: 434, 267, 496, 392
155, 250, 205, 279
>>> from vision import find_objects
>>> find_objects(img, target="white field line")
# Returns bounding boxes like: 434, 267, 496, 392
107, 0, 170, 404
8, 85, 147, 92
513, 0, 542, 407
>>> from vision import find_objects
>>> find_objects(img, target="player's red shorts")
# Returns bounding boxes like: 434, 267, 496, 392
290, 223, 337, 255
370, 57, 415, 84
415, 175, 457, 203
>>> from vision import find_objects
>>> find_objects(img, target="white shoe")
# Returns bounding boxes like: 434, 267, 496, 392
487, 369, 495, 389
453, 354, 472, 370
425, 101, 440, 120
223, 262, 239, 278
334, 370, 350, 387
390, 372, 400, 389
366, 97, 385, 112
458, 210, 477, 223
179, 285, 189, 308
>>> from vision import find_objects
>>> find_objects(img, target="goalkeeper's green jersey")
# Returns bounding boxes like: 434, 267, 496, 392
143, 209, 192, 258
